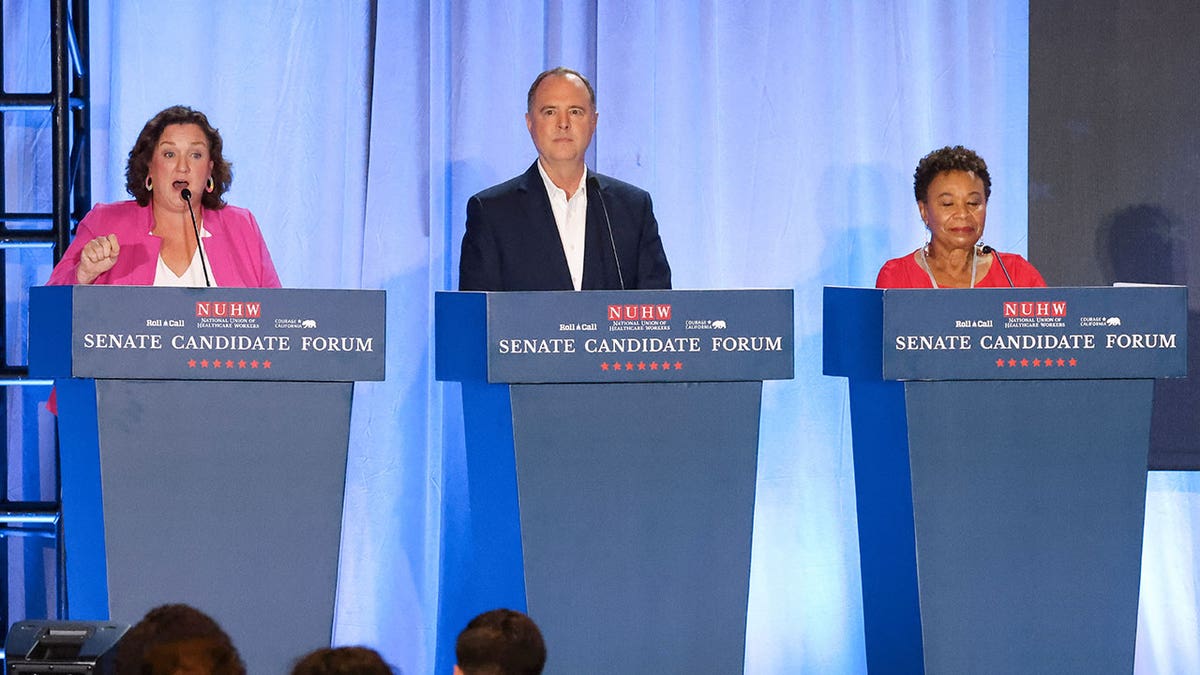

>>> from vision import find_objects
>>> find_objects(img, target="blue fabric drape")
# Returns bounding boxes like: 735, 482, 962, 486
2, 1, 1194, 673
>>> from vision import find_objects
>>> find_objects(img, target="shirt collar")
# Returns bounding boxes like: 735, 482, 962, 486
536, 160, 587, 200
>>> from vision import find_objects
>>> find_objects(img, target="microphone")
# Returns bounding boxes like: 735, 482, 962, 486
586, 175, 625, 290
980, 245, 1013, 287
181, 188, 212, 287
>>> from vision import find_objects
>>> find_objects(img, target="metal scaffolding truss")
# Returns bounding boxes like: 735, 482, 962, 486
0, 0, 92, 627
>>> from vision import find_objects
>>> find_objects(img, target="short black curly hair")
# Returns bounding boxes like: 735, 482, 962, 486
913, 145, 991, 203
125, 105, 232, 210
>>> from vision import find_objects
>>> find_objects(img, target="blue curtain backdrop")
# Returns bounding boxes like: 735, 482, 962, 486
4, 1, 1198, 673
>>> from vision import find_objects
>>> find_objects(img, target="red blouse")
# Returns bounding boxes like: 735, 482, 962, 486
876, 250, 1046, 289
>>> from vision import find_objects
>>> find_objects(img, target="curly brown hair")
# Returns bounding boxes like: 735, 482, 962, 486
291, 646, 394, 675
114, 603, 246, 675
125, 106, 232, 210
913, 145, 991, 203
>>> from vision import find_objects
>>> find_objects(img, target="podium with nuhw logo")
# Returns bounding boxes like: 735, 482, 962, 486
30, 285, 385, 675
823, 285, 1186, 674
434, 289, 793, 675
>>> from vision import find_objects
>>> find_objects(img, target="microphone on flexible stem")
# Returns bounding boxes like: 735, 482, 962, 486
180, 188, 212, 287
587, 175, 626, 290
980, 245, 1013, 287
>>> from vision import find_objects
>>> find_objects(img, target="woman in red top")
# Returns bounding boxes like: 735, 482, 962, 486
876, 145, 1045, 289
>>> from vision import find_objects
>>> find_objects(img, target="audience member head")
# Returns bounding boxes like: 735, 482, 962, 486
114, 603, 245, 675
454, 608, 546, 675
290, 646, 394, 675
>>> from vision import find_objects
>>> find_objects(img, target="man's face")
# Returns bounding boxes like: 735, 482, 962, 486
525, 74, 597, 167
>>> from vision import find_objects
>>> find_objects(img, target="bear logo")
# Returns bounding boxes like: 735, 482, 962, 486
712, 320, 727, 329
1106, 317, 1121, 326
301, 319, 318, 329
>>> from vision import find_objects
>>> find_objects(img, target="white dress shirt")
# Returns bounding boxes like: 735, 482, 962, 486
536, 160, 588, 291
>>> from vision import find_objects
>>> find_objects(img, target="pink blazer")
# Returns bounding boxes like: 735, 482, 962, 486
46, 200, 281, 288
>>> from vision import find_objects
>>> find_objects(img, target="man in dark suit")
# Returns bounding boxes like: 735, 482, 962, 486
459, 67, 671, 291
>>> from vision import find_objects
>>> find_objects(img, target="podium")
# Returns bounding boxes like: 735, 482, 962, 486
823, 286, 1187, 674
435, 290, 793, 674
29, 286, 385, 675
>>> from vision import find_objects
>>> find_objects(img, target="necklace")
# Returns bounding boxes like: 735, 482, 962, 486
916, 244, 978, 288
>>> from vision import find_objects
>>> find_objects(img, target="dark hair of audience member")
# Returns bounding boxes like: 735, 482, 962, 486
455, 608, 546, 675
290, 646, 395, 675
114, 603, 246, 675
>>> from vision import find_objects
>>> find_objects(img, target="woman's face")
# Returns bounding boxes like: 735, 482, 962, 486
918, 169, 987, 252
148, 123, 214, 212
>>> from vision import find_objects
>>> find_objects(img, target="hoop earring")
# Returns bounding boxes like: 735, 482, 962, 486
205, 177, 215, 193
144, 176, 153, 191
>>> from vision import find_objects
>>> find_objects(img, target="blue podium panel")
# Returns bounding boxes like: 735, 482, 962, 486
96, 380, 351, 674
31, 286, 385, 675
435, 290, 793, 675
907, 380, 1148, 673
30, 285, 385, 381
825, 286, 1183, 675
512, 382, 760, 675
437, 289, 794, 383
825, 285, 1186, 380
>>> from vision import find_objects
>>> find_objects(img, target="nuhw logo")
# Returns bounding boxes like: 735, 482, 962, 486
195, 301, 262, 318
1003, 301, 1066, 318
608, 304, 672, 321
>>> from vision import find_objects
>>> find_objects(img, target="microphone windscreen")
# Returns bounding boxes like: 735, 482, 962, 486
181, 188, 193, 201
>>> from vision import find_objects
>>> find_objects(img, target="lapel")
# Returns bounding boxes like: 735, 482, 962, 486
517, 162, 574, 289
581, 170, 611, 290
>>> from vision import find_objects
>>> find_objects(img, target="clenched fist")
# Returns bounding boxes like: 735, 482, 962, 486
77, 234, 120, 284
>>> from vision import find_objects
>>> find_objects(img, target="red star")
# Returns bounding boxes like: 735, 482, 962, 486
1008, 359, 1017, 367
250, 360, 259, 368
662, 362, 672, 370
1044, 355, 1053, 365
637, 362, 646, 370
1032, 359, 1042, 367
238, 360, 247, 368
614, 362, 623, 370
200, 359, 209, 368
649, 362, 659, 370
188, 359, 197, 368
213, 359, 222, 368
1068, 358, 1077, 367
262, 360, 272, 369
601, 362, 610, 371
1020, 359, 1029, 367
674, 361, 683, 370
1057, 358, 1065, 367
225, 360, 234, 368
625, 362, 634, 370
996, 359, 1005, 367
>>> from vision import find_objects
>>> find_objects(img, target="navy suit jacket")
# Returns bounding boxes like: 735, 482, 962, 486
458, 162, 671, 291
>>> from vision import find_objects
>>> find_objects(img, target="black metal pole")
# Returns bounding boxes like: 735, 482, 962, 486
52, 0, 71, 260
